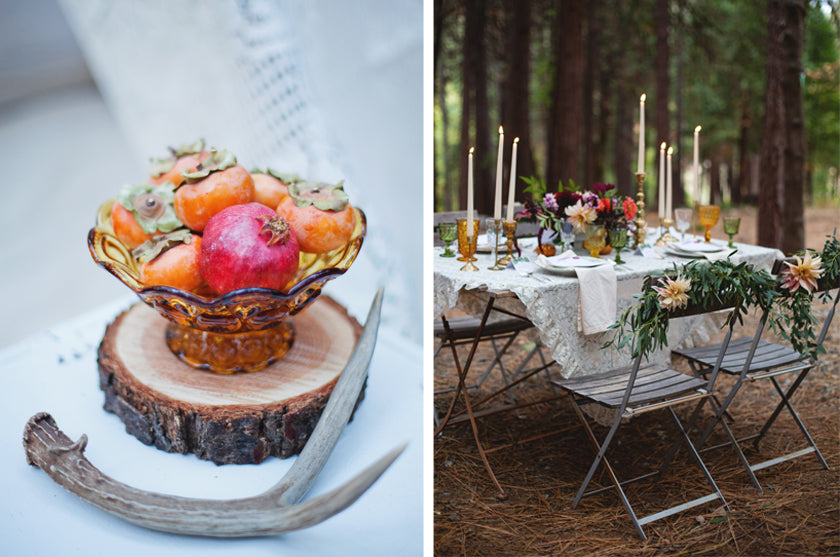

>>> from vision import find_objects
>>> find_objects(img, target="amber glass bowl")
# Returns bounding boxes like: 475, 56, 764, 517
88, 200, 366, 373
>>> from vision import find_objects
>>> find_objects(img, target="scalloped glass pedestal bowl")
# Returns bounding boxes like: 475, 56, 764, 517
88, 200, 366, 374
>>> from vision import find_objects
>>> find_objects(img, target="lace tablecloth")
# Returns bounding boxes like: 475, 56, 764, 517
434, 238, 783, 379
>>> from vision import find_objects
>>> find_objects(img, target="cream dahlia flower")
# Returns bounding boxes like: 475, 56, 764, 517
781, 253, 823, 293
654, 275, 692, 311
564, 200, 597, 232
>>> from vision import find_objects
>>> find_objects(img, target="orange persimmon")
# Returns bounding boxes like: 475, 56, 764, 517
252, 172, 289, 209
139, 236, 204, 292
111, 201, 157, 249
174, 165, 255, 232
276, 196, 356, 254
149, 151, 210, 187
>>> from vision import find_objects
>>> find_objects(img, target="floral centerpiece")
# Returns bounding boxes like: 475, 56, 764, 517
517, 178, 637, 256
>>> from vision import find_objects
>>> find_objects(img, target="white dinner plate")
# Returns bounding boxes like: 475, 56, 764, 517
672, 240, 726, 253
663, 246, 705, 259
535, 255, 614, 276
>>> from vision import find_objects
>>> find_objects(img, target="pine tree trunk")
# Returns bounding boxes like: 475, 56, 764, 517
654, 0, 670, 214
582, 0, 600, 187
758, 0, 807, 252
502, 0, 534, 198
547, 0, 585, 188
472, 0, 492, 216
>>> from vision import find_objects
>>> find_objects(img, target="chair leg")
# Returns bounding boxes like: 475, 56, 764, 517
657, 398, 707, 478
666, 406, 730, 512
766, 375, 830, 471
702, 396, 765, 492
687, 360, 735, 424
567, 397, 647, 540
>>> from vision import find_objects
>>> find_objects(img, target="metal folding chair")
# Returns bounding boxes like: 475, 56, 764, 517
672, 258, 838, 493
552, 275, 741, 540
433, 310, 555, 408
434, 293, 563, 499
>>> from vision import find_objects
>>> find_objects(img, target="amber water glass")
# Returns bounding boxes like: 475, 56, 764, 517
456, 218, 479, 262
583, 223, 606, 258
698, 205, 720, 242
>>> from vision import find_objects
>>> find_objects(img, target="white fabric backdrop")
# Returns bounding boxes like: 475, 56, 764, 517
59, 0, 423, 342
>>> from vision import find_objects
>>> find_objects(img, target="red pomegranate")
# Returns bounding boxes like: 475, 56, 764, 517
199, 202, 300, 294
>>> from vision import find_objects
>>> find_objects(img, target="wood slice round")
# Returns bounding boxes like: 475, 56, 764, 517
97, 295, 363, 465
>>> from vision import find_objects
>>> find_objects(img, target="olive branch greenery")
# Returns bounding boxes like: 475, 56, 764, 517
604, 231, 839, 361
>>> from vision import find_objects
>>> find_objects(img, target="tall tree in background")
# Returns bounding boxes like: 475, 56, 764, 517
582, 0, 601, 186
547, 0, 585, 188
501, 0, 535, 187
654, 0, 670, 212
758, 0, 806, 252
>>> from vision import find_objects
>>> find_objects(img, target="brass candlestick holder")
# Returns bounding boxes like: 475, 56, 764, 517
497, 219, 517, 267
487, 218, 506, 271
632, 172, 647, 248
654, 217, 677, 246
456, 217, 479, 271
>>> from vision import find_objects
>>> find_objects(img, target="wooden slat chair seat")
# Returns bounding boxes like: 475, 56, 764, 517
674, 337, 803, 375
674, 258, 838, 493
551, 273, 745, 540
559, 364, 709, 412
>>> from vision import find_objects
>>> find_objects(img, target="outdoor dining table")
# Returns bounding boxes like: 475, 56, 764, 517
433, 230, 784, 498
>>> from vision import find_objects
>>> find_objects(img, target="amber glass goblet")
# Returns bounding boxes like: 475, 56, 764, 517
698, 205, 720, 242
723, 216, 741, 248
456, 217, 479, 271
438, 222, 457, 257
608, 227, 628, 264
583, 223, 606, 258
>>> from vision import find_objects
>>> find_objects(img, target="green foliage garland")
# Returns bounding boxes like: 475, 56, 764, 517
604, 259, 778, 360
605, 232, 840, 362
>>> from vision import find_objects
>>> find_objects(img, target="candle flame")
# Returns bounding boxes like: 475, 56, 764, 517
469, 147, 474, 154
695, 125, 702, 133
640, 94, 646, 102
660, 142, 667, 149
667, 146, 674, 155
514, 137, 520, 143
499, 126, 504, 134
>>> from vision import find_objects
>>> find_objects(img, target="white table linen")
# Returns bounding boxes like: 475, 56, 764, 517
434, 238, 783, 379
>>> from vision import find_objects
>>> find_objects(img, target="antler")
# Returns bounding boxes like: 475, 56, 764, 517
23, 288, 406, 537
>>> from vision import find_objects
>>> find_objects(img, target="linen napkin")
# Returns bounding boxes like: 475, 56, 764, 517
575, 259, 617, 335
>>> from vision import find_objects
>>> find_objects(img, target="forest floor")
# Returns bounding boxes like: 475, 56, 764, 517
433, 205, 840, 556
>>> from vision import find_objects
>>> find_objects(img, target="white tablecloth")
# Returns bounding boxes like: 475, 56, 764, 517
434, 236, 784, 378
0, 296, 422, 557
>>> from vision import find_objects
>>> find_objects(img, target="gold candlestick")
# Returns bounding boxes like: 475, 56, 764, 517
497, 220, 517, 267
488, 218, 506, 270
654, 217, 677, 246
632, 172, 647, 248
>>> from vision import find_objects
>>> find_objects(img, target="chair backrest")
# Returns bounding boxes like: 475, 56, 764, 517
433, 211, 466, 226
614, 273, 748, 413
